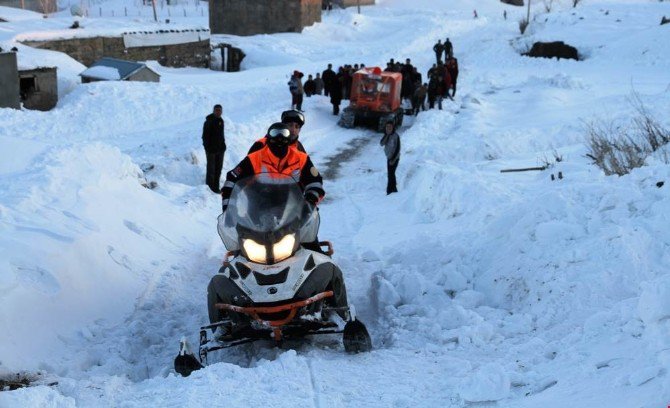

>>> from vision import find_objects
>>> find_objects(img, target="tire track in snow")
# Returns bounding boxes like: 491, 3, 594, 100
307, 359, 322, 408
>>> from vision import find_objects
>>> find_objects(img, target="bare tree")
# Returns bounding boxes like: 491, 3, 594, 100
572, 0, 582, 7
519, 18, 529, 34
37, 0, 56, 14
585, 93, 670, 175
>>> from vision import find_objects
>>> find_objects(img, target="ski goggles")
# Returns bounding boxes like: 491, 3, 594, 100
268, 127, 291, 138
281, 110, 305, 126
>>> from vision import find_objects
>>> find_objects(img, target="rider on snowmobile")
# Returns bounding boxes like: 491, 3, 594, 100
222, 122, 324, 212
210, 124, 350, 333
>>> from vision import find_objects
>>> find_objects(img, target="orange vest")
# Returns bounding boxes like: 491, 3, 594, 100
248, 144, 308, 179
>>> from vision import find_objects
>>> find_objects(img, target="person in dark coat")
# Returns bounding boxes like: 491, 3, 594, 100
413, 83, 427, 116
330, 70, 343, 115
433, 39, 444, 64
412, 67, 422, 87
314, 73, 324, 95
444, 38, 453, 59
427, 74, 443, 110
427, 63, 437, 78
322, 64, 336, 97
202, 104, 226, 193
380, 121, 400, 195
400, 58, 415, 101
403, 75, 416, 104
445, 56, 459, 97
342, 67, 352, 100
304, 74, 316, 97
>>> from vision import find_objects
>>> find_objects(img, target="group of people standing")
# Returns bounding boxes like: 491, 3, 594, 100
381, 38, 459, 116
426, 38, 459, 110
288, 63, 369, 116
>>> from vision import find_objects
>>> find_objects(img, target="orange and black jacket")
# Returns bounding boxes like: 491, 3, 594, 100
221, 144, 324, 210
247, 137, 306, 154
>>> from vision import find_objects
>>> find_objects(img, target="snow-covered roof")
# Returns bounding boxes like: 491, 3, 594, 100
0, 5, 42, 22
79, 57, 159, 80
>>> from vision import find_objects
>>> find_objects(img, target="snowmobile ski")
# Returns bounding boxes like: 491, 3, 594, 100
174, 337, 203, 377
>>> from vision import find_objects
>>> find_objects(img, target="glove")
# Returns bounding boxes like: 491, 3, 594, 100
305, 191, 319, 206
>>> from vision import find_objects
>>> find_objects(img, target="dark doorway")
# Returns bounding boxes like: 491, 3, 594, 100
19, 76, 36, 100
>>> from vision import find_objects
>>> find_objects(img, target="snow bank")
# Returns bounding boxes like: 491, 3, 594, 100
0, 142, 193, 370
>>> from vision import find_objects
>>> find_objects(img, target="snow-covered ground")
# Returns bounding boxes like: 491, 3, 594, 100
1, 0, 670, 406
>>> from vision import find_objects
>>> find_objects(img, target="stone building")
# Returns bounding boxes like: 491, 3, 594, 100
0, 0, 57, 14
0, 52, 58, 111
209, 0, 322, 36
80, 58, 160, 83
19, 67, 58, 110
21, 29, 210, 68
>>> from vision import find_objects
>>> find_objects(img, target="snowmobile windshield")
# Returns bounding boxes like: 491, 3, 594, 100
217, 174, 319, 260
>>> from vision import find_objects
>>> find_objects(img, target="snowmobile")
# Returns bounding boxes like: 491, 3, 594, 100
174, 174, 372, 376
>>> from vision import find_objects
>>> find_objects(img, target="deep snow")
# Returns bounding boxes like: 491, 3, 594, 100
1, 0, 670, 406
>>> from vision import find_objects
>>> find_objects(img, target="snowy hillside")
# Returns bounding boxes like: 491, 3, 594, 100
1, 0, 670, 406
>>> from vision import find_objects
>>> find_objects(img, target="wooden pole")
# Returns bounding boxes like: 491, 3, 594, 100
500, 166, 546, 173
151, 0, 158, 21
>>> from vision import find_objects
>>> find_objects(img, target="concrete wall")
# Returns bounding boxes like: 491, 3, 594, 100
0, 0, 57, 13
210, 0, 321, 36
21, 36, 210, 68
129, 67, 160, 82
0, 52, 20, 109
19, 67, 57, 111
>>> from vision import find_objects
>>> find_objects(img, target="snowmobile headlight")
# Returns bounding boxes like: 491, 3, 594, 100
243, 239, 266, 263
272, 234, 296, 263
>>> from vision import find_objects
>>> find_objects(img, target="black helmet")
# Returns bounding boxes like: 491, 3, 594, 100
266, 122, 291, 145
280, 109, 305, 127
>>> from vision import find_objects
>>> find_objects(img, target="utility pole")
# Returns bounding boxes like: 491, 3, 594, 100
151, 0, 158, 22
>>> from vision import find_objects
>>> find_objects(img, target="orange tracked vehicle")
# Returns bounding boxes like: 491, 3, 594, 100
338, 67, 404, 132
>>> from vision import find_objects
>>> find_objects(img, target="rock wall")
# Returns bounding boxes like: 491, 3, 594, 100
0, 52, 20, 109
21, 36, 210, 68
210, 0, 321, 36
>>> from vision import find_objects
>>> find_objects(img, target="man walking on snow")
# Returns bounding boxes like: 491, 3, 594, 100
202, 104, 226, 193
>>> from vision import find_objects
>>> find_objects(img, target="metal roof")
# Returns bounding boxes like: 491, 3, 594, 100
79, 57, 160, 80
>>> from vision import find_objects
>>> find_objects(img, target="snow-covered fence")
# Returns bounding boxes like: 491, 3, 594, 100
65, 0, 206, 19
